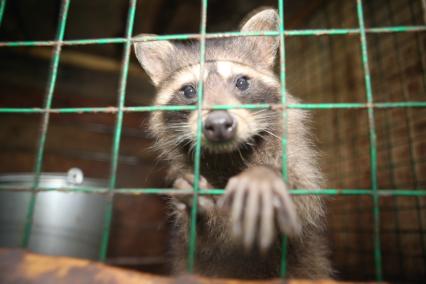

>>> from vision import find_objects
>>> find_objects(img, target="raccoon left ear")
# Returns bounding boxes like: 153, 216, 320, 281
239, 8, 280, 68
133, 35, 176, 85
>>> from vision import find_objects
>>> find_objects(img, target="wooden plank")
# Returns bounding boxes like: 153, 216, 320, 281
0, 248, 380, 284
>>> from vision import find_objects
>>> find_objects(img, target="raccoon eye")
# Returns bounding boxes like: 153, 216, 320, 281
180, 85, 197, 99
235, 76, 250, 91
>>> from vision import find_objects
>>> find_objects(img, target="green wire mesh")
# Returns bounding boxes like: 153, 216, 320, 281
0, 0, 5, 27
21, 0, 72, 249
0, 0, 425, 281
186, 0, 208, 271
356, 0, 382, 278
277, 0, 289, 276
98, 0, 138, 262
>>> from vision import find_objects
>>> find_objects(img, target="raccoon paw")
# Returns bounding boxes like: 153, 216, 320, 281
173, 174, 215, 214
218, 166, 301, 252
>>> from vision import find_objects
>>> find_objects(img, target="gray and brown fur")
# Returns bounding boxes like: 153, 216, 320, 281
134, 9, 332, 279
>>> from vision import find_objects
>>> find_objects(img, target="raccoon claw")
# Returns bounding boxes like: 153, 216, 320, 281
173, 174, 215, 214
219, 167, 301, 252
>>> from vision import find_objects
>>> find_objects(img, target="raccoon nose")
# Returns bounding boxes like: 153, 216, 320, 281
203, 111, 237, 142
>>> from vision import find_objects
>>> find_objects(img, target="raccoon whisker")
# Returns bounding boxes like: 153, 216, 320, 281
153, 135, 189, 156
252, 112, 280, 129
163, 126, 189, 133
262, 129, 282, 141
236, 147, 248, 164
254, 114, 279, 125
231, 111, 258, 134
188, 140, 197, 155
250, 109, 271, 116
175, 134, 192, 143
259, 119, 281, 133
181, 139, 194, 150
250, 109, 273, 116
241, 137, 257, 149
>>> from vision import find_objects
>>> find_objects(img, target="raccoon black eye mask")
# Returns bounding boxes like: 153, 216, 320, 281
133, 8, 332, 279
179, 75, 250, 101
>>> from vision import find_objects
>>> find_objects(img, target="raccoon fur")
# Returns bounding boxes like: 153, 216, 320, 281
134, 8, 332, 279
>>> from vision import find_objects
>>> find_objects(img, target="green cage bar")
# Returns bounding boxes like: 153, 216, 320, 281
1, 185, 425, 197
356, 0, 382, 280
368, 0, 405, 273
98, 0, 138, 262
186, 0, 208, 272
0, 101, 425, 115
0, 0, 6, 27
21, 0, 71, 248
1, 26, 426, 47
277, 0, 289, 277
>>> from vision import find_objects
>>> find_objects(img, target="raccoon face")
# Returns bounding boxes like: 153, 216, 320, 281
134, 9, 281, 154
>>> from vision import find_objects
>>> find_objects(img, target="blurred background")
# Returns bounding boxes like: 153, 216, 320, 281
0, 0, 425, 282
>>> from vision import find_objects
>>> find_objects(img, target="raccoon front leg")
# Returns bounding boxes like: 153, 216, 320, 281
219, 166, 301, 251
173, 174, 215, 215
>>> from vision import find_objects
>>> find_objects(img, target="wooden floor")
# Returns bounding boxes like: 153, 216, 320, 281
0, 248, 379, 284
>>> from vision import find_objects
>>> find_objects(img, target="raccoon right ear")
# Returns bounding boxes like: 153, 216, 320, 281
239, 8, 280, 68
133, 36, 176, 85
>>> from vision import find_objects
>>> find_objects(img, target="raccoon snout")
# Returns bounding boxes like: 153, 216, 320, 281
203, 111, 237, 142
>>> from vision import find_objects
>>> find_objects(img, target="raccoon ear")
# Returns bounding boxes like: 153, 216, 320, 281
239, 9, 280, 68
134, 36, 176, 85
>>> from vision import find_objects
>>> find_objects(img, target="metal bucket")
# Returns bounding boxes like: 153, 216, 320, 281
0, 169, 107, 260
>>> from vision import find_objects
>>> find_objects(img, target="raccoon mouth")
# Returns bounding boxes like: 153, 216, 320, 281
201, 138, 242, 153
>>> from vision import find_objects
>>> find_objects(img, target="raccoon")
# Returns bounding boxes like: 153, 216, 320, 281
134, 8, 332, 279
